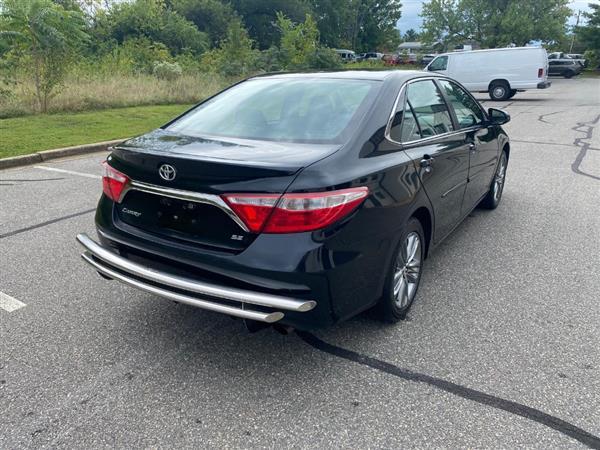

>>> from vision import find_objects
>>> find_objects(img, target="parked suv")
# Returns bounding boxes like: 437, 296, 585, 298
549, 52, 586, 67
548, 59, 583, 78
362, 52, 383, 61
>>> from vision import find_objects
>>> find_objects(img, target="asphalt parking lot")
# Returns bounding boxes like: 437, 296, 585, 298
1, 77, 599, 448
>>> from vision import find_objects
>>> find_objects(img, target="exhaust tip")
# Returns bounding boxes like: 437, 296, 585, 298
264, 312, 285, 323
298, 300, 317, 312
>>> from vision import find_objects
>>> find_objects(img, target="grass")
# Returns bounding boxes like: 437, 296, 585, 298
0, 73, 227, 118
581, 69, 600, 78
0, 104, 193, 158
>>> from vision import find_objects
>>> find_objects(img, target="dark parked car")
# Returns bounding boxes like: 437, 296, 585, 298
420, 54, 437, 66
548, 60, 583, 78
77, 71, 510, 331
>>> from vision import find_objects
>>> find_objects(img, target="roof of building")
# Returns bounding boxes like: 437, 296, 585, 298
398, 42, 424, 49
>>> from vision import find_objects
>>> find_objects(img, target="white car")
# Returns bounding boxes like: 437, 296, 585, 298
362, 52, 383, 61
335, 49, 356, 63
425, 47, 551, 100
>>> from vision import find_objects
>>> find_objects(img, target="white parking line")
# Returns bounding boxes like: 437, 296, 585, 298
34, 165, 101, 180
0, 291, 26, 312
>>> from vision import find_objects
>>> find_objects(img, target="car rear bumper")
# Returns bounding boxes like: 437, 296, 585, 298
537, 81, 552, 89
83, 191, 393, 329
77, 233, 318, 324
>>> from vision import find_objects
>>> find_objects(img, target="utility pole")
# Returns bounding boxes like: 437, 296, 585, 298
569, 10, 581, 53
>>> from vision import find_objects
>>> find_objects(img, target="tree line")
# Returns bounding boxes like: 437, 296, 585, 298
0, 0, 598, 114
419, 0, 599, 63
0, 0, 402, 112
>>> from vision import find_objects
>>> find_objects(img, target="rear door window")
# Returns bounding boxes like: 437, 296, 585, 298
405, 80, 454, 137
389, 95, 421, 142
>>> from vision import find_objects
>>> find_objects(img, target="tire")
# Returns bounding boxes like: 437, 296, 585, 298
489, 81, 511, 101
508, 89, 517, 99
563, 70, 574, 79
479, 150, 508, 209
376, 218, 425, 322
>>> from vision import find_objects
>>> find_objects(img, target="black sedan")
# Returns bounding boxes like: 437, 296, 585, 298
77, 71, 510, 330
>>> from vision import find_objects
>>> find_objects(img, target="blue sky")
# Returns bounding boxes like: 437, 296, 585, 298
395, 0, 595, 34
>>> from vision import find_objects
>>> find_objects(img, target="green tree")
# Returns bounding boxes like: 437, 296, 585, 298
277, 12, 320, 69
344, 0, 402, 52
172, 0, 237, 47
421, 0, 571, 49
309, 0, 401, 52
201, 19, 258, 76
307, 0, 354, 48
93, 0, 209, 56
230, 0, 312, 49
576, 3, 600, 58
402, 28, 420, 42
0, 0, 89, 112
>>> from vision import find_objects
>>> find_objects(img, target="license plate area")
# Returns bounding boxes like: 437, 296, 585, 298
117, 190, 251, 251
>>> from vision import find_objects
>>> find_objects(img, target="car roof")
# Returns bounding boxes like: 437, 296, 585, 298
436, 47, 545, 57
251, 70, 430, 82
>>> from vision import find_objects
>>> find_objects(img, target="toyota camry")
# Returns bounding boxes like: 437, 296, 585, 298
77, 71, 510, 330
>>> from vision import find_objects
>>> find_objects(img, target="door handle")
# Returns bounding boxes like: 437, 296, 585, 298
420, 155, 434, 172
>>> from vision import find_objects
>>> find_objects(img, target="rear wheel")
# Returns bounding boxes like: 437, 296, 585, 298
489, 81, 511, 101
479, 151, 508, 209
376, 218, 425, 322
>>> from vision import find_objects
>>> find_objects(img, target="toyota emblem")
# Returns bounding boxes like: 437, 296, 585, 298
158, 164, 176, 181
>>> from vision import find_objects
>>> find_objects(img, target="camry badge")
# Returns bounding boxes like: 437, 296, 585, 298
158, 164, 176, 181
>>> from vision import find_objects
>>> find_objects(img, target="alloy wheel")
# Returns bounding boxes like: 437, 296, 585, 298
493, 153, 507, 202
393, 232, 422, 309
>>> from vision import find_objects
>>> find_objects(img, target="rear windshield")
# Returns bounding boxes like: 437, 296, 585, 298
166, 78, 380, 144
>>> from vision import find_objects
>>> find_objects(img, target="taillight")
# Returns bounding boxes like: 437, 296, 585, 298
538, 68, 544, 78
101, 161, 129, 203
220, 194, 280, 233
222, 187, 369, 234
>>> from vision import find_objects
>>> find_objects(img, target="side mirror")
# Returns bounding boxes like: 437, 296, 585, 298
488, 108, 510, 125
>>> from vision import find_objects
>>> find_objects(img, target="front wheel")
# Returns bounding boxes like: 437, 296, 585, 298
479, 151, 508, 209
376, 218, 425, 322
563, 70, 574, 79
489, 81, 511, 101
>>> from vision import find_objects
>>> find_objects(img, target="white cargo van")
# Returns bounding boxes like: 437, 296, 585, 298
425, 47, 551, 100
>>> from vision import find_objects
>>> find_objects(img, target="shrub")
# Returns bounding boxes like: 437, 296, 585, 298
276, 12, 319, 70
583, 49, 599, 70
112, 38, 172, 74
92, 0, 209, 57
200, 19, 258, 76
153, 61, 183, 80
254, 47, 285, 72
0, 0, 89, 112
346, 60, 388, 69
309, 47, 343, 69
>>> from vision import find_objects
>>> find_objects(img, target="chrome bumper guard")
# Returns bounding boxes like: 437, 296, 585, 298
76, 233, 316, 323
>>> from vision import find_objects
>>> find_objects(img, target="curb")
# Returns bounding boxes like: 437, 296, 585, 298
0, 138, 128, 170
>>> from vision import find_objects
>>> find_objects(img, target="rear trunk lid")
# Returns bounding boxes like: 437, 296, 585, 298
108, 129, 340, 252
